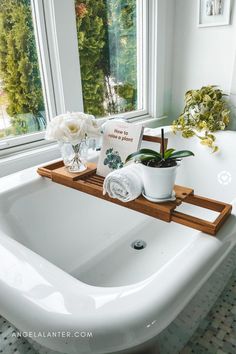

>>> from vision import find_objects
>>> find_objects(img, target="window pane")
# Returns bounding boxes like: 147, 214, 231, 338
75, 0, 139, 117
0, 0, 46, 141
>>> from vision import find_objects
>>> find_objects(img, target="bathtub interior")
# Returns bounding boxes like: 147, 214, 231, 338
0, 177, 204, 287
0, 129, 235, 287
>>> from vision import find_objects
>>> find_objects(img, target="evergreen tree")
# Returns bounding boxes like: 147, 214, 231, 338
75, 0, 107, 116
0, 0, 44, 134
0, 0, 137, 130
75, 0, 137, 117
107, 0, 137, 112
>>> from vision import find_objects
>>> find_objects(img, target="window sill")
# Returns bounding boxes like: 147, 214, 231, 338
0, 143, 60, 178
130, 114, 167, 127
0, 116, 167, 177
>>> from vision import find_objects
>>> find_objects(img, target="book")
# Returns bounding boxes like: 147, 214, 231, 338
96, 120, 144, 177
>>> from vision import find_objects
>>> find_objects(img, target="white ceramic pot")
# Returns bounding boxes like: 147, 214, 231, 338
140, 163, 178, 199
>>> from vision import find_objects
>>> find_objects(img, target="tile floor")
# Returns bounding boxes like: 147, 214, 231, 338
1, 270, 236, 354
181, 273, 236, 354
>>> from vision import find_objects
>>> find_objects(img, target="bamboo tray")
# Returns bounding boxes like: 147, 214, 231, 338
38, 160, 232, 236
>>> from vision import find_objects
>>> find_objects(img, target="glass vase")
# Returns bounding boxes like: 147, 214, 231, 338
59, 140, 88, 173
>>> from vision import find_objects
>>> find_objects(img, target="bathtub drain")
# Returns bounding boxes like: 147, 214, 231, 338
131, 240, 147, 250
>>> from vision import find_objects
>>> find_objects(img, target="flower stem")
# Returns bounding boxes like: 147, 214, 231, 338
71, 143, 82, 166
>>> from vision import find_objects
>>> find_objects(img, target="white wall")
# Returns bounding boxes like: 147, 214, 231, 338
169, 0, 236, 121
154, 0, 175, 118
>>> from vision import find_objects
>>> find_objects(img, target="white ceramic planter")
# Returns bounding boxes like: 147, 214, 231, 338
140, 163, 178, 199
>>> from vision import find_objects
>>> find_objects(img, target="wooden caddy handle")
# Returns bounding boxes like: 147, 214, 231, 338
172, 194, 232, 235
142, 134, 168, 152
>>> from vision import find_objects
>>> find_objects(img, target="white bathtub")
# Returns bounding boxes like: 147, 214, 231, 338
0, 126, 236, 354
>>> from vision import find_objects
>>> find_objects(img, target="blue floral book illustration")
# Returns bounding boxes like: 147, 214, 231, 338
97, 120, 144, 177
104, 148, 124, 170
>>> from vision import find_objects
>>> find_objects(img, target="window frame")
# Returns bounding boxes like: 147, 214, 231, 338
0, 0, 55, 154
0, 0, 161, 158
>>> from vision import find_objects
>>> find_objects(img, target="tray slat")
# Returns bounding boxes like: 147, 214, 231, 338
37, 162, 232, 236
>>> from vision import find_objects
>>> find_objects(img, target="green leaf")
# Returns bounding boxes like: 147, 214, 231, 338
182, 129, 195, 138
125, 149, 161, 163
164, 148, 175, 159
206, 133, 216, 142
138, 149, 161, 158
169, 150, 194, 159
212, 146, 219, 153
138, 155, 160, 163
126, 153, 160, 164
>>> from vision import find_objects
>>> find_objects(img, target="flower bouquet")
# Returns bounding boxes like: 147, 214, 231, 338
46, 112, 103, 173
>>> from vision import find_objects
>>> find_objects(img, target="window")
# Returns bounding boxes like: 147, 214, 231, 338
0, 0, 47, 148
0, 0, 150, 155
75, 0, 141, 118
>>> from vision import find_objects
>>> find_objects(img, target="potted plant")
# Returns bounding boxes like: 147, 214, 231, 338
172, 85, 230, 152
125, 129, 194, 200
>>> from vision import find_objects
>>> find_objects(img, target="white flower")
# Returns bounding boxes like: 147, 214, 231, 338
45, 114, 66, 141
83, 115, 105, 138
60, 117, 86, 143
45, 112, 103, 143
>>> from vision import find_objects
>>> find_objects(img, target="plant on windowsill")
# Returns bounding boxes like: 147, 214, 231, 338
125, 129, 194, 200
172, 85, 230, 152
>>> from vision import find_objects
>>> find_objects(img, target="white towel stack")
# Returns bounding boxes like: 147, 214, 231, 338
103, 163, 143, 202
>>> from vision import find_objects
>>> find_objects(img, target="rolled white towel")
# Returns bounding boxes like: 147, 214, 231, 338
103, 163, 143, 202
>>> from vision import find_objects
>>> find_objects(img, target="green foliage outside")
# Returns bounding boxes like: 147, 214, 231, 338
0, 0, 137, 140
0, 0, 44, 136
75, 0, 137, 117
172, 85, 230, 152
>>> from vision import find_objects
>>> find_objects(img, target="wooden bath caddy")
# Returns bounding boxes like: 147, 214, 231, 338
38, 161, 232, 236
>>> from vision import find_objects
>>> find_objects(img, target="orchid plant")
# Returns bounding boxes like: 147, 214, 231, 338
126, 148, 194, 167
126, 129, 194, 168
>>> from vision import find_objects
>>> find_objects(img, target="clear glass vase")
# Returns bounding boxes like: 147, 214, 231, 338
59, 140, 88, 173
